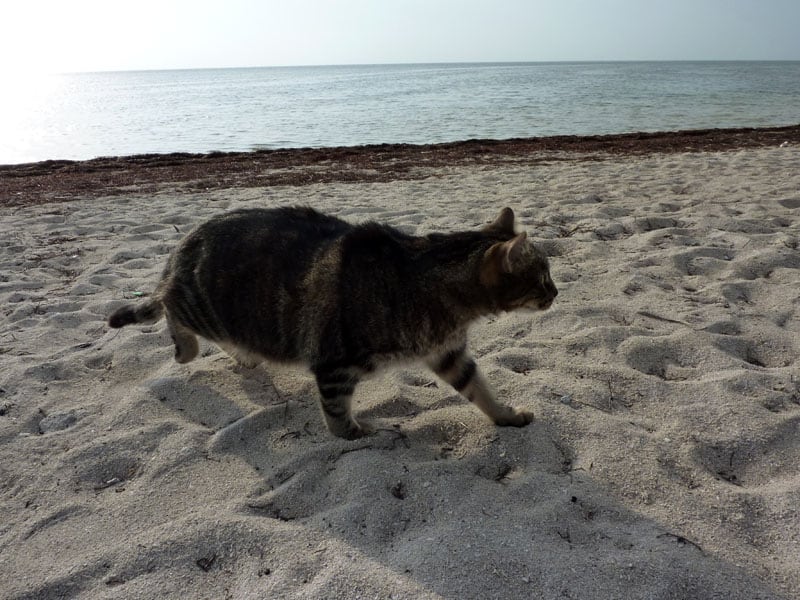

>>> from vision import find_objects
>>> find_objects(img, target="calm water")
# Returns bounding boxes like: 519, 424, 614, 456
2, 62, 799, 164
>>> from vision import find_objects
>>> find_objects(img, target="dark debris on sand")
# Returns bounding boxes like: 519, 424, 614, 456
2, 125, 798, 208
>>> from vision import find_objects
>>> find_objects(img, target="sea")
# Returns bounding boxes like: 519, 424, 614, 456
2, 61, 799, 165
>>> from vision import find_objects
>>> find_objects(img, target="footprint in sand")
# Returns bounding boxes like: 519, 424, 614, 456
694, 415, 800, 488
56, 423, 181, 492
494, 349, 539, 375
63, 445, 142, 492
37, 409, 87, 434
128, 224, 175, 235
671, 247, 734, 277
629, 216, 683, 233
108, 250, 151, 265
777, 198, 800, 209
702, 320, 742, 336
23, 360, 76, 383
84, 353, 113, 371
620, 333, 712, 381
731, 248, 800, 280
712, 331, 795, 369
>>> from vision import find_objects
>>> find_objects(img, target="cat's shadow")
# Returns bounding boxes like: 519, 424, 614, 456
155, 354, 539, 470
149, 361, 780, 600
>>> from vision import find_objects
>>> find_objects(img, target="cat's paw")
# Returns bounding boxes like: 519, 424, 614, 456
494, 408, 534, 428
333, 420, 374, 440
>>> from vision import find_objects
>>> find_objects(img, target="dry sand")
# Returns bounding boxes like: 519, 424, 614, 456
1, 134, 799, 599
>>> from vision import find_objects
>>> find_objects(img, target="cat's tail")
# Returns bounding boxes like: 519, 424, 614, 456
108, 299, 164, 328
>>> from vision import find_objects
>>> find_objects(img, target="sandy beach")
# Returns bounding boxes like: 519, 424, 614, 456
1, 127, 799, 599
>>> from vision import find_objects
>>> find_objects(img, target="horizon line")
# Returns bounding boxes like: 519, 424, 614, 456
30, 58, 800, 77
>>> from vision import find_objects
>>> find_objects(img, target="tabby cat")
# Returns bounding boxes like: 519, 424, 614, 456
109, 206, 557, 439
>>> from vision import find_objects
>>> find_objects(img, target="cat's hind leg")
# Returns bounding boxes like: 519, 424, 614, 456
313, 368, 371, 439
428, 345, 533, 427
166, 312, 199, 364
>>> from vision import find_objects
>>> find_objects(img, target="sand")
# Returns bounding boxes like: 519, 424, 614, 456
1, 135, 799, 599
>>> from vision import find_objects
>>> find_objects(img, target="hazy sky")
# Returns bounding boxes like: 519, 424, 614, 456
3, 0, 800, 73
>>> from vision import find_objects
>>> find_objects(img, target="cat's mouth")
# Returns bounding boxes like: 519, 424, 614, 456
520, 297, 555, 311
537, 298, 555, 310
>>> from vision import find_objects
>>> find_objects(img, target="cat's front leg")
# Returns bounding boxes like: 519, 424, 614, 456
428, 346, 533, 428
313, 369, 371, 439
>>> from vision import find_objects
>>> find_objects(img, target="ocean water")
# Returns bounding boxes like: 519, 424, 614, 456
2, 61, 799, 165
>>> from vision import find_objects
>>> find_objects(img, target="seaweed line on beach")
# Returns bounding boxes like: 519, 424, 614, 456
2, 124, 798, 208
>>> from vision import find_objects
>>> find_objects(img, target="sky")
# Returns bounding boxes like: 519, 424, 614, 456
2, 0, 800, 74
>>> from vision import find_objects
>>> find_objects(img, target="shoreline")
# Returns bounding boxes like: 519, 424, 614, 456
2, 124, 799, 207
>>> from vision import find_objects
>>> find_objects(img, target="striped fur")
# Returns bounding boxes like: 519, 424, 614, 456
108, 206, 557, 439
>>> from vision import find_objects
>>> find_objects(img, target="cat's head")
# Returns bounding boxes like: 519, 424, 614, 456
480, 208, 558, 312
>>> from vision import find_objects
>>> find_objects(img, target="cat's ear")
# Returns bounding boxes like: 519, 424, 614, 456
498, 231, 528, 273
485, 207, 515, 234
481, 232, 528, 284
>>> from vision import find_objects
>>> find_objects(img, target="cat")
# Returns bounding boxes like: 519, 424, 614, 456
108, 206, 558, 439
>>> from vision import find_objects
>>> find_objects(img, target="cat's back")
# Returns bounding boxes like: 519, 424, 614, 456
172, 206, 350, 266
190, 206, 349, 244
